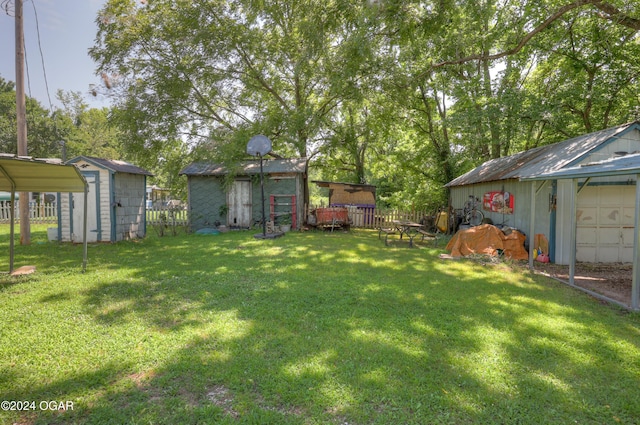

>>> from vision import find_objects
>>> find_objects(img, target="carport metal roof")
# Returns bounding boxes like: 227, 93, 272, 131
521, 153, 640, 310
0, 155, 88, 273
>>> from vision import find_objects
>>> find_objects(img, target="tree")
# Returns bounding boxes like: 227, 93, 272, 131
0, 75, 65, 158
521, 10, 640, 141
87, 0, 640, 210
57, 90, 123, 159
90, 0, 389, 200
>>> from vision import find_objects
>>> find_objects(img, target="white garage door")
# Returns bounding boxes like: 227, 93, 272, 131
576, 185, 636, 262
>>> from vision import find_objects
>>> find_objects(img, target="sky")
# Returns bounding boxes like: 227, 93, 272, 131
0, 0, 108, 110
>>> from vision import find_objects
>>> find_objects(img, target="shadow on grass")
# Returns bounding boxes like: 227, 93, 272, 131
1, 228, 639, 424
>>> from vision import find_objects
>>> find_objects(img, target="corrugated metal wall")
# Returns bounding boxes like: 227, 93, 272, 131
449, 179, 553, 249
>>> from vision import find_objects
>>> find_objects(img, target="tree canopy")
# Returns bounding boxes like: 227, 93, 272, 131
85, 0, 640, 209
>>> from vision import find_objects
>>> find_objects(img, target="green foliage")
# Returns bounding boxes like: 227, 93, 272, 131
0, 76, 66, 158
82, 0, 640, 209
1, 225, 639, 424
56, 90, 123, 160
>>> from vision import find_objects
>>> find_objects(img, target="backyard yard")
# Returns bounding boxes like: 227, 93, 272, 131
0, 225, 639, 424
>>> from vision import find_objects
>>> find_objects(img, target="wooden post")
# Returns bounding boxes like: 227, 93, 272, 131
15, 0, 30, 245
632, 173, 640, 310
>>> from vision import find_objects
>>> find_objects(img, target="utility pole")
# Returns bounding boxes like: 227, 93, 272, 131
15, 0, 30, 244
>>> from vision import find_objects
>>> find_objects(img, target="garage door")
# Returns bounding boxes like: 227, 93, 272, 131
576, 185, 636, 262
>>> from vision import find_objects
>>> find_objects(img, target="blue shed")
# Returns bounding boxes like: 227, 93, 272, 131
58, 156, 153, 242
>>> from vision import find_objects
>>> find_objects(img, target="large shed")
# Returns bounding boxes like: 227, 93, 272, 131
446, 121, 640, 265
180, 158, 307, 231
58, 156, 153, 242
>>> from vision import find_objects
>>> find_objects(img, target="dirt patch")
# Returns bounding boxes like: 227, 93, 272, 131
530, 262, 633, 307
207, 385, 238, 418
451, 254, 635, 308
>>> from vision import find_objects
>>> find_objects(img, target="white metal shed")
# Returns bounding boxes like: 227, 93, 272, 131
523, 153, 640, 311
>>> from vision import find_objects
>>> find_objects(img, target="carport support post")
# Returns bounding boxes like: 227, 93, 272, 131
82, 183, 88, 272
632, 174, 640, 310
9, 190, 15, 273
568, 178, 578, 286
529, 181, 536, 270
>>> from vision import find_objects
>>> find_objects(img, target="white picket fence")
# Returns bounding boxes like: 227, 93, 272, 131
0, 202, 58, 224
0, 203, 191, 227
146, 205, 189, 226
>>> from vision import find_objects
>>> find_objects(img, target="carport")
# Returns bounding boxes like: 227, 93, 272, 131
0, 155, 88, 273
523, 153, 640, 310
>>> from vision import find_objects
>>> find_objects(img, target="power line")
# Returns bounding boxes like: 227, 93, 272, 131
3, 0, 54, 111
24, 35, 32, 97
30, 0, 54, 111
1, 0, 14, 16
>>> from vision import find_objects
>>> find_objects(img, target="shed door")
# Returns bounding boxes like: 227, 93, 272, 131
576, 185, 635, 262
72, 174, 99, 243
228, 180, 252, 228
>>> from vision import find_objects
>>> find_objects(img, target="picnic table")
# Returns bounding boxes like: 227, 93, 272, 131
379, 220, 426, 247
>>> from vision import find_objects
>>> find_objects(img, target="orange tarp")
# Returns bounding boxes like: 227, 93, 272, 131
445, 224, 529, 260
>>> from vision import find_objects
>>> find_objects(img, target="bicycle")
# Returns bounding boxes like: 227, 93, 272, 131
417, 206, 455, 246
463, 195, 484, 226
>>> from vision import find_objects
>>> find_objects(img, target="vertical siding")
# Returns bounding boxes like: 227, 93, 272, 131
59, 164, 109, 242
555, 180, 574, 265
59, 192, 73, 242
114, 173, 146, 241
97, 168, 111, 241
257, 175, 300, 228
555, 137, 640, 263
188, 176, 227, 230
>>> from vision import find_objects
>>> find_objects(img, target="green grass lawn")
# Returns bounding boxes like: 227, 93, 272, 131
1, 225, 639, 424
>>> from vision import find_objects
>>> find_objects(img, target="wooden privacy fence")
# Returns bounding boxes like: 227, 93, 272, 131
349, 207, 430, 228
0, 202, 58, 224
311, 205, 430, 229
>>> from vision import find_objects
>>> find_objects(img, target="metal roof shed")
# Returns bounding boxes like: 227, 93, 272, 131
0, 155, 88, 273
63, 156, 153, 243
446, 122, 640, 187
522, 153, 640, 310
445, 121, 640, 265
181, 158, 307, 231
